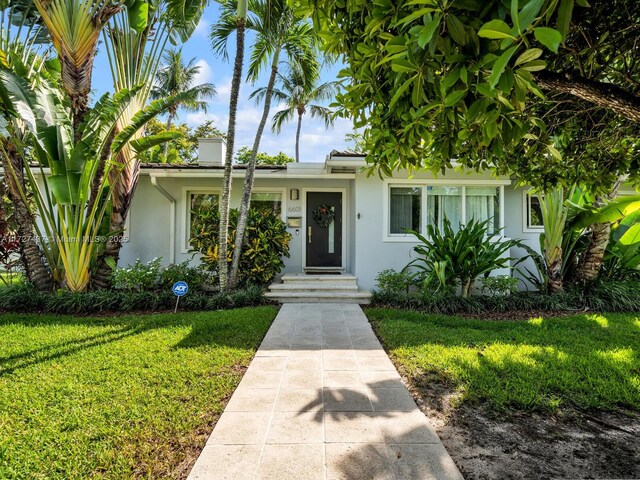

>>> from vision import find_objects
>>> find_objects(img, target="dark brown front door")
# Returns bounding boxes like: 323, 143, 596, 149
306, 192, 342, 267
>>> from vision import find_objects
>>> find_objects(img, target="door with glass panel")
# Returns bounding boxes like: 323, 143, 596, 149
306, 192, 342, 267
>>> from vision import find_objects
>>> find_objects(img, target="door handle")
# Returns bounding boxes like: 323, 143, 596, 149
308, 226, 312, 244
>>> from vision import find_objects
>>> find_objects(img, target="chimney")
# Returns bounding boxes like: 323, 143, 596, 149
198, 137, 226, 166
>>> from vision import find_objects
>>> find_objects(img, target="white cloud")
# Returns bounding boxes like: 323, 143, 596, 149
185, 111, 225, 127
182, 86, 356, 163
193, 59, 213, 86
194, 17, 210, 38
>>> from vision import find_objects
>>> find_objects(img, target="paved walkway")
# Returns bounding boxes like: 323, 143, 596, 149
188, 303, 463, 480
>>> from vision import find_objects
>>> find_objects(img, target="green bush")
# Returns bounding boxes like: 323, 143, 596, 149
159, 261, 207, 289
406, 218, 525, 297
0, 283, 265, 314
371, 278, 640, 314
374, 269, 414, 296
112, 258, 162, 292
481, 275, 520, 296
189, 203, 292, 286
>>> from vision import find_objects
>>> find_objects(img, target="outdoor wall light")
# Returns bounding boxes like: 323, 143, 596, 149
290, 188, 300, 201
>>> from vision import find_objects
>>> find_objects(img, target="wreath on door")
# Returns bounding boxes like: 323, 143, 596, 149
312, 205, 335, 228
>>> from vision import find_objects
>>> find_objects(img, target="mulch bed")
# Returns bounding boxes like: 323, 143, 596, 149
403, 371, 640, 480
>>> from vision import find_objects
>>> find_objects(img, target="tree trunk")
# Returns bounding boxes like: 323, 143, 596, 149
91, 149, 141, 290
461, 278, 472, 298
219, 17, 246, 291
547, 257, 564, 294
162, 110, 175, 159
575, 222, 611, 283
573, 179, 625, 283
228, 52, 280, 288
0, 141, 52, 291
295, 111, 302, 163
536, 70, 640, 123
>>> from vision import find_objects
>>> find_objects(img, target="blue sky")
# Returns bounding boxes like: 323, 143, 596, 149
91, 3, 355, 163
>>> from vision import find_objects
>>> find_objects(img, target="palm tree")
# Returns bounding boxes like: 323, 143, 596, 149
0, 0, 208, 291
93, 7, 209, 289
0, 2, 53, 291
151, 48, 216, 157
210, 0, 248, 291
251, 67, 337, 162
228, 0, 318, 288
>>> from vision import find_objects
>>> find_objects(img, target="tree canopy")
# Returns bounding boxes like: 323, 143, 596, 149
302, 0, 640, 192
235, 146, 294, 165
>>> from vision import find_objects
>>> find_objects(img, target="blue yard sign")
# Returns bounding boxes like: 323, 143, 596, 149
172, 281, 189, 297
172, 281, 188, 312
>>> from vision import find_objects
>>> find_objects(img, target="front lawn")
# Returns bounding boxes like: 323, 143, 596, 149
0, 307, 276, 479
367, 309, 640, 411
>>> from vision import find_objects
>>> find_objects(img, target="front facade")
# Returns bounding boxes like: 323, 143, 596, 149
120, 139, 546, 290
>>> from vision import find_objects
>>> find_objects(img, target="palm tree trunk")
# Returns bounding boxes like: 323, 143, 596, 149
162, 110, 176, 159
0, 141, 52, 291
574, 178, 625, 283
91, 149, 141, 290
219, 15, 246, 291
575, 222, 610, 283
295, 111, 302, 163
547, 257, 564, 294
228, 51, 280, 288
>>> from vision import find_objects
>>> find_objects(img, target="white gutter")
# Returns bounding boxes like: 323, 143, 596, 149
143, 170, 356, 180
150, 176, 176, 264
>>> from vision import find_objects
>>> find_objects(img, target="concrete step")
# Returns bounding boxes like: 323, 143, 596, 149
264, 290, 372, 305
269, 282, 359, 292
281, 274, 357, 285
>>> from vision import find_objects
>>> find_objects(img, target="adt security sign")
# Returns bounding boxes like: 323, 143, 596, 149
172, 281, 188, 312
172, 281, 189, 297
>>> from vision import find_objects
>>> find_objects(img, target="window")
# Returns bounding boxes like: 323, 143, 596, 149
387, 184, 503, 239
525, 192, 543, 230
389, 187, 421, 234
466, 186, 500, 233
251, 191, 283, 216
427, 186, 462, 232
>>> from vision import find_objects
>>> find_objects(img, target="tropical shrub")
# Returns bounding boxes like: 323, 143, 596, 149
481, 275, 520, 296
602, 209, 640, 279
190, 204, 291, 286
371, 278, 640, 315
406, 218, 524, 297
159, 261, 207, 289
374, 269, 414, 296
112, 258, 162, 292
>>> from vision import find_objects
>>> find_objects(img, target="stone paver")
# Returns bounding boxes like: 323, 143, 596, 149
188, 303, 463, 480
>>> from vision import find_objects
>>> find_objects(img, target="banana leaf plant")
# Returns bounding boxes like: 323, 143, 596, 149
521, 189, 640, 291
0, 67, 187, 291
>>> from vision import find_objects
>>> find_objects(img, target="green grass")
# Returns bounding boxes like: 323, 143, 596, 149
367, 308, 640, 412
0, 307, 276, 479
0, 272, 22, 287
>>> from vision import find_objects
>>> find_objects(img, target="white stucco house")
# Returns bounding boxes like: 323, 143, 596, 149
119, 137, 552, 301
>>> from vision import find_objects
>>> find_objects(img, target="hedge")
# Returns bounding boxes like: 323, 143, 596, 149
0, 284, 266, 315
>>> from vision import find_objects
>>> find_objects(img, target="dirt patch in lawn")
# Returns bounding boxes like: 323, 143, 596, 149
405, 371, 640, 480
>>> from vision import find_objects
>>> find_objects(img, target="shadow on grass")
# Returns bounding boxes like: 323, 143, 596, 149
367, 309, 640, 411
0, 308, 275, 376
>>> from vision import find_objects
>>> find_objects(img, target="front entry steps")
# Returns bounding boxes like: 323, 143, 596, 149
265, 273, 372, 304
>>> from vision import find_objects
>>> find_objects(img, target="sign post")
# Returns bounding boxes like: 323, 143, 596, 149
172, 281, 189, 313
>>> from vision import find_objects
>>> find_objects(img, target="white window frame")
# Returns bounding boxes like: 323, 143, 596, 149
182, 187, 221, 253
250, 187, 287, 221
522, 190, 544, 233
383, 179, 508, 243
